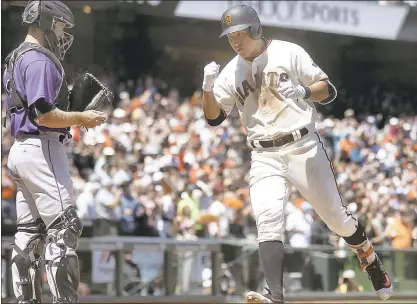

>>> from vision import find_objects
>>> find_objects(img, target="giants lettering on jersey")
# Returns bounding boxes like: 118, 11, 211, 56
234, 71, 289, 105
235, 80, 254, 105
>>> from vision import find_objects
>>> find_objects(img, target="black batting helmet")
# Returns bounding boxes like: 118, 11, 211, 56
22, 1, 75, 60
219, 5, 262, 40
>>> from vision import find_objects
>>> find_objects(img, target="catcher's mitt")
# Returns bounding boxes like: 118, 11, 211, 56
68, 72, 113, 112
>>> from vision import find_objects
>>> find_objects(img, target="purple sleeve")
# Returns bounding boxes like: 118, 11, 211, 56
24, 60, 62, 107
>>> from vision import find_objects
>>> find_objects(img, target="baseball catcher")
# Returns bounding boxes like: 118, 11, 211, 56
3, 1, 108, 303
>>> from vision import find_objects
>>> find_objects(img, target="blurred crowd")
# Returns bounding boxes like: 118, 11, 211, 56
2, 75, 417, 251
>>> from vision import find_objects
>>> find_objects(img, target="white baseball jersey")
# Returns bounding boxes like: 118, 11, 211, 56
213, 40, 331, 142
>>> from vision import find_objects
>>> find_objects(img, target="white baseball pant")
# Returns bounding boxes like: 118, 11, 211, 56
249, 127, 358, 243
7, 133, 81, 303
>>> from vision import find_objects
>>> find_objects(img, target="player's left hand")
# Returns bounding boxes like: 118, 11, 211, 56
278, 82, 308, 100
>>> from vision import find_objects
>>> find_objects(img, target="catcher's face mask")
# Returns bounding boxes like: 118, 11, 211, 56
45, 16, 74, 60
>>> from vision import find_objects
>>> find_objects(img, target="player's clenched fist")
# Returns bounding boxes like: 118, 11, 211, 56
278, 81, 310, 100
202, 61, 220, 92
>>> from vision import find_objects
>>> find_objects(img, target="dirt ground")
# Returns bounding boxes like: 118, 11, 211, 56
4, 297, 417, 303
78, 296, 417, 303
288, 300, 417, 304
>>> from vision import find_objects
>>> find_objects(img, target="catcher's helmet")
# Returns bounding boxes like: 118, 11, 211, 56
219, 5, 262, 40
22, 1, 75, 60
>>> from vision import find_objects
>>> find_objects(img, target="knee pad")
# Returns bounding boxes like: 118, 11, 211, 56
11, 232, 45, 304
46, 206, 83, 250
45, 206, 81, 303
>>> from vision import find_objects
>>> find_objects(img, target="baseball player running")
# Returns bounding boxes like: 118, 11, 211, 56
202, 5, 392, 303
3, 1, 106, 303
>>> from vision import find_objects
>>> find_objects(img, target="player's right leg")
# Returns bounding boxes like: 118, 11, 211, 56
244, 152, 291, 303
8, 136, 82, 303
7, 145, 46, 304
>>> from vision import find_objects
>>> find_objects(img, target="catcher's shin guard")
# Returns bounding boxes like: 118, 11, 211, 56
11, 230, 45, 304
44, 206, 82, 303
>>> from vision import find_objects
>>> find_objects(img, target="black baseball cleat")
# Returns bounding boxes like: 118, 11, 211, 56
365, 254, 393, 300
244, 288, 285, 303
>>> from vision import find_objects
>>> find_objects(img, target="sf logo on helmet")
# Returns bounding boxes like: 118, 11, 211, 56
224, 15, 232, 25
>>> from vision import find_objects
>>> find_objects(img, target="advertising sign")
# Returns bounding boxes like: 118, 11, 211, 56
174, 1, 409, 40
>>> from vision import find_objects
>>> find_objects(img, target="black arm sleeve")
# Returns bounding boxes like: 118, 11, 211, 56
319, 80, 337, 104
205, 110, 227, 126
33, 98, 56, 117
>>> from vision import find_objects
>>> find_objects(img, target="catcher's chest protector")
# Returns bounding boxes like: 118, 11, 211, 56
4, 43, 70, 118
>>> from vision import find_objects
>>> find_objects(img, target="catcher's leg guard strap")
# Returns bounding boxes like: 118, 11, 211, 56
11, 231, 45, 304
45, 206, 82, 303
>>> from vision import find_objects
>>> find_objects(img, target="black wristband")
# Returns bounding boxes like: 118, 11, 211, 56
303, 86, 312, 99
205, 110, 227, 126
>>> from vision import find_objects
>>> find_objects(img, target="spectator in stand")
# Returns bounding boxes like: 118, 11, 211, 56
206, 190, 229, 239
335, 269, 364, 293
119, 180, 141, 236
94, 177, 121, 236
310, 210, 331, 245
75, 181, 100, 236
385, 210, 414, 249
286, 202, 314, 248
